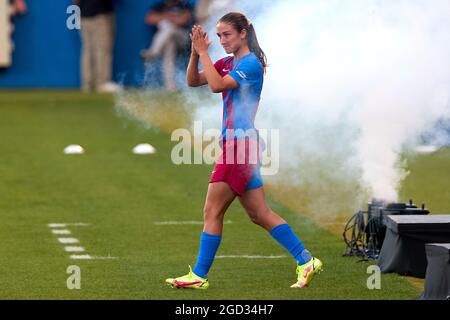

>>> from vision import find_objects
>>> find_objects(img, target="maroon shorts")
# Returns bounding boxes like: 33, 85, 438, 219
209, 138, 263, 196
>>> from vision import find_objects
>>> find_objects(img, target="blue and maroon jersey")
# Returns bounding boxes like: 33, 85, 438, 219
213, 52, 264, 141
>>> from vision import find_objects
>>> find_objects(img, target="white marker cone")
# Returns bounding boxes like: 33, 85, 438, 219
64, 145, 85, 154
133, 143, 156, 155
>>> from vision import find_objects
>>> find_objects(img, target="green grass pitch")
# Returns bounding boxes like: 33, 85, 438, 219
0, 91, 448, 299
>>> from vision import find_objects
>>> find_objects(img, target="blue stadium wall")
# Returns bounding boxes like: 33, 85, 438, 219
0, 0, 196, 88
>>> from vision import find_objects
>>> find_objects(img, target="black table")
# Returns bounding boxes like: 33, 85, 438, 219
377, 215, 450, 278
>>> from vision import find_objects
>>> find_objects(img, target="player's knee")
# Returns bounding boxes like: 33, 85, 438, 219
203, 206, 223, 222
246, 209, 262, 226
247, 208, 271, 226
249, 215, 260, 226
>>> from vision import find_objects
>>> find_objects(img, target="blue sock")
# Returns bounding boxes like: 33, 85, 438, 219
193, 232, 222, 278
270, 224, 312, 265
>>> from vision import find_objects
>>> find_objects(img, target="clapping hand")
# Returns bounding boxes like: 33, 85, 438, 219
190, 25, 211, 56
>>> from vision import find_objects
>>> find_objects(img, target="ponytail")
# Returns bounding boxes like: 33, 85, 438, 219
246, 23, 267, 73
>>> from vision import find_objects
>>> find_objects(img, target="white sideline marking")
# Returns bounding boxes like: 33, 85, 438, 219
154, 220, 232, 225
58, 238, 79, 244
64, 246, 85, 252
48, 223, 66, 228
70, 255, 118, 260
48, 223, 89, 228
70, 254, 92, 260
216, 255, 287, 259
52, 229, 71, 235
91, 255, 119, 260
48, 223, 117, 260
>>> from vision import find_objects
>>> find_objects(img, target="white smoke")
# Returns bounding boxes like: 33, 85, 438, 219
114, 0, 450, 215
193, 0, 450, 204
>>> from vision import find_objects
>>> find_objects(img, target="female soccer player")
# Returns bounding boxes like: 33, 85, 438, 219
166, 12, 323, 289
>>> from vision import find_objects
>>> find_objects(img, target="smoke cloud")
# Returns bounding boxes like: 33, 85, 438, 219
116, 0, 450, 218
196, 0, 450, 206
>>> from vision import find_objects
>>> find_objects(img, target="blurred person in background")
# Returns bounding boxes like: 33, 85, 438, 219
73, 0, 121, 93
194, 0, 231, 26
11, 0, 27, 15
0, 0, 27, 68
194, 0, 211, 25
140, 0, 194, 92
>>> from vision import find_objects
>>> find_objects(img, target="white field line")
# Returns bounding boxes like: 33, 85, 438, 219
154, 220, 232, 225
51, 229, 71, 235
64, 246, 85, 252
58, 238, 79, 244
48, 223, 66, 228
48, 223, 90, 228
70, 255, 118, 260
48, 223, 118, 260
70, 254, 92, 260
216, 255, 287, 259
91, 255, 119, 260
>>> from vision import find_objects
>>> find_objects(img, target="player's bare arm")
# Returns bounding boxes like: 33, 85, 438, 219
186, 26, 208, 87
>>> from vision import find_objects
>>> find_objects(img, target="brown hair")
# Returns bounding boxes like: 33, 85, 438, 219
219, 12, 267, 73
